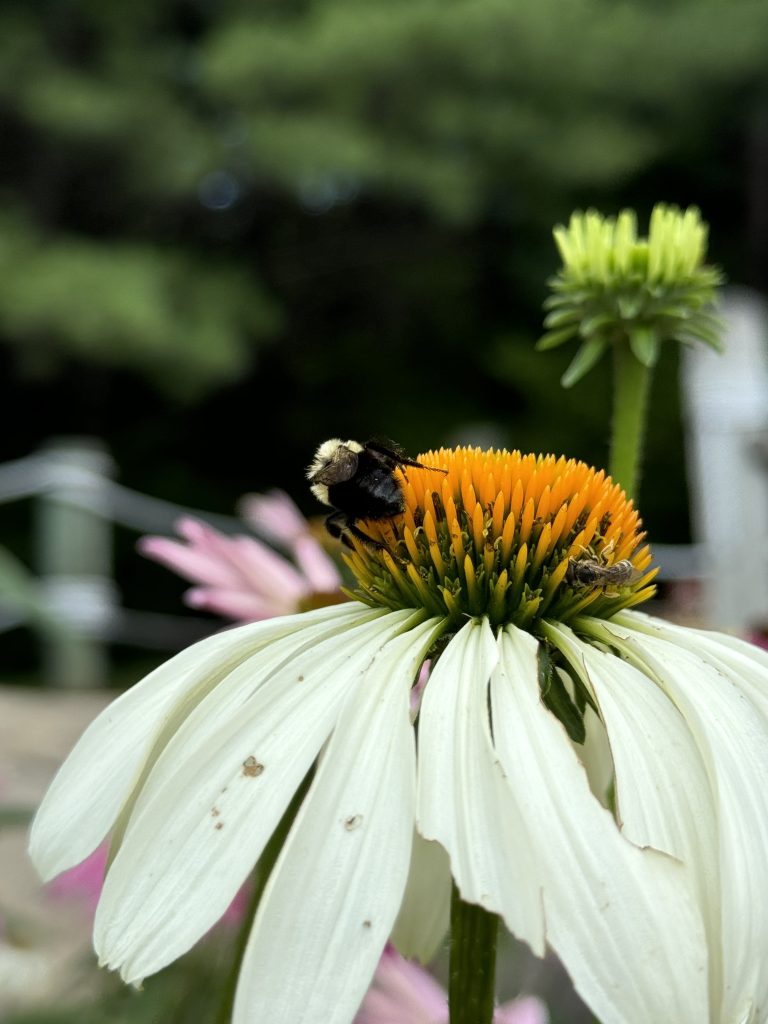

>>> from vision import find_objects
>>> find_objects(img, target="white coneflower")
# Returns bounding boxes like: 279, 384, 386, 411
30, 447, 768, 1024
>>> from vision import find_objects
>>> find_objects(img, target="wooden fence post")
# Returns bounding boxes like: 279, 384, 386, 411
35, 438, 116, 688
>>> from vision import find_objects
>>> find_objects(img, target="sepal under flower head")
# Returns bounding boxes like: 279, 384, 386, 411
538, 204, 724, 386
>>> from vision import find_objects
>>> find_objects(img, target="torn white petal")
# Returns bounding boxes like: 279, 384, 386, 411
95, 609, 412, 982
491, 625, 708, 1024
29, 603, 364, 881
232, 618, 442, 1024
391, 830, 451, 963
417, 617, 546, 954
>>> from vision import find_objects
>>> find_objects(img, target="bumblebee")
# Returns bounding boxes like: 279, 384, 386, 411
307, 438, 440, 546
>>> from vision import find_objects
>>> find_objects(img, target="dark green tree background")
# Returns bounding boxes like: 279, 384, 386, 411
2, 0, 767, 639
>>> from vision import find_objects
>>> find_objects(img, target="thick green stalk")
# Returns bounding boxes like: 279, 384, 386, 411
215, 777, 310, 1024
448, 885, 499, 1024
609, 343, 653, 500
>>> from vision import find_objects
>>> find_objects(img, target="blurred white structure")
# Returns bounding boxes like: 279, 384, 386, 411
682, 287, 768, 630
35, 438, 116, 689
0, 438, 237, 686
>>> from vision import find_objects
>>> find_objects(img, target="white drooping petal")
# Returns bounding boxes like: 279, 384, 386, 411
617, 610, 768, 726
546, 621, 722, 1010
391, 831, 451, 963
579, 701, 614, 807
29, 602, 363, 881
491, 625, 708, 1024
599, 615, 768, 1024
233, 618, 442, 1024
417, 618, 546, 954
95, 608, 410, 983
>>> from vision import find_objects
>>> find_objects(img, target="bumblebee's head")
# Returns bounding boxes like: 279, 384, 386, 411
306, 439, 364, 505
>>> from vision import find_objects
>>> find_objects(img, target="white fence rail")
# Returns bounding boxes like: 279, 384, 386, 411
0, 438, 239, 686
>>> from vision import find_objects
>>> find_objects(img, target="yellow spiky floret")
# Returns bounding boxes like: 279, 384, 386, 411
344, 446, 656, 629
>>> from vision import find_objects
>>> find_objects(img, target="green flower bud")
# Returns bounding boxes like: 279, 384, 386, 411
538, 204, 724, 387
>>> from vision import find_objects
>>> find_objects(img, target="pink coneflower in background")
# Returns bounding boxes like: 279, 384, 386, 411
355, 946, 548, 1024
48, 842, 108, 915
138, 491, 342, 623
47, 839, 249, 929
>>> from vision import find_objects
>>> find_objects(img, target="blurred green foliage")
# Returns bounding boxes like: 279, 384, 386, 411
0, 215, 279, 395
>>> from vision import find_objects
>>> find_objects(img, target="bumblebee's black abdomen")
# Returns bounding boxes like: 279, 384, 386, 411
327, 464, 405, 520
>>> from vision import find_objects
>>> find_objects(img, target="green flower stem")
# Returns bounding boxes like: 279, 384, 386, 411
449, 885, 499, 1024
609, 342, 653, 501
215, 776, 310, 1024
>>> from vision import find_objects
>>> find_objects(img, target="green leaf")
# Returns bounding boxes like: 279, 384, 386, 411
542, 293, 573, 311
629, 325, 661, 367
695, 311, 726, 332
578, 311, 615, 337
539, 646, 586, 744
617, 293, 645, 318
543, 307, 583, 329
535, 326, 578, 351
677, 325, 725, 351
560, 337, 607, 387
652, 303, 692, 321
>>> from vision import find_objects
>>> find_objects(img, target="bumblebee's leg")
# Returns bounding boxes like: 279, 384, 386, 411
324, 511, 384, 550
599, 537, 616, 560
324, 510, 348, 541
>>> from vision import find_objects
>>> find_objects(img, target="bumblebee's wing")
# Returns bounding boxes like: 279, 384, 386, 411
311, 446, 359, 485
365, 437, 430, 471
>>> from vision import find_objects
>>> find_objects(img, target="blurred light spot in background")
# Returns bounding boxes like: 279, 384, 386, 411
198, 170, 241, 211
298, 173, 361, 214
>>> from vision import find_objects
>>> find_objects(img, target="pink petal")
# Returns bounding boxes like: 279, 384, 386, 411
216, 883, 251, 929
355, 947, 550, 1024
495, 997, 549, 1024
292, 535, 342, 593
140, 519, 308, 604
228, 535, 308, 602
138, 536, 244, 590
47, 843, 108, 916
410, 661, 431, 715
355, 946, 447, 1024
183, 587, 295, 621
174, 516, 223, 546
240, 489, 310, 547
174, 518, 249, 569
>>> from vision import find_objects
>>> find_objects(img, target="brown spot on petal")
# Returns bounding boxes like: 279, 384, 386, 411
211, 807, 220, 817
215, 822, 224, 830
344, 814, 363, 831
242, 756, 264, 778
362, 919, 371, 929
